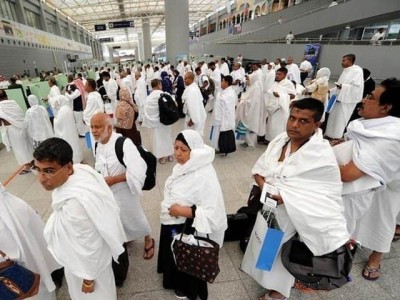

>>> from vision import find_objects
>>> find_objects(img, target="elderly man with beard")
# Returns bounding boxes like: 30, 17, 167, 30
91, 113, 155, 285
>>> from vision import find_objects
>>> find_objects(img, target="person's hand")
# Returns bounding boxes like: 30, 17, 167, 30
81, 280, 95, 293
104, 176, 115, 186
169, 204, 182, 217
268, 193, 283, 205
187, 119, 194, 127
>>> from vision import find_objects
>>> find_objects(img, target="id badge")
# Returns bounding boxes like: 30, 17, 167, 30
261, 182, 279, 208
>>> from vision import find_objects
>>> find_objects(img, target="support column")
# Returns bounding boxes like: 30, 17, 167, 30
134, 46, 139, 61
38, 2, 48, 32
67, 19, 74, 40
137, 32, 144, 62
14, 0, 28, 25
54, 11, 62, 36
165, 0, 189, 64
142, 18, 152, 61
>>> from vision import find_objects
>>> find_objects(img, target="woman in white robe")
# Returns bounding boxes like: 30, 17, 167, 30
24, 95, 53, 148
236, 74, 265, 147
157, 129, 227, 300
53, 95, 83, 163
0, 183, 60, 300
0, 99, 34, 172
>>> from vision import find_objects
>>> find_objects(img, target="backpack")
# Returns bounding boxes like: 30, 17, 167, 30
95, 136, 156, 190
207, 76, 216, 96
115, 100, 136, 129
158, 92, 179, 125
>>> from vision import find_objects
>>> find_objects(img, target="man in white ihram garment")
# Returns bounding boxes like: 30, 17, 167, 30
134, 71, 148, 123
142, 79, 174, 164
230, 62, 245, 99
335, 78, 400, 281
0, 183, 61, 300
325, 54, 363, 140
54, 95, 83, 164
45, 77, 61, 117
91, 113, 155, 285
24, 94, 54, 148
33, 137, 127, 300
219, 57, 230, 76
103, 72, 119, 115
265, 67, 296, 142
242, 98, 350, 300
182, 71, 207, 135
0, 89, 34, 174
83, 79, 105, 151
209, 75, 237, 150
285, 56, 301, 85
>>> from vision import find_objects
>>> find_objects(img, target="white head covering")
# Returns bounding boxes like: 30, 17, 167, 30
27, 95, 39, 106
181, 129, 204, 151
316, 67, 331, 80
54, 95, 82, 163
24, 95, 53, 142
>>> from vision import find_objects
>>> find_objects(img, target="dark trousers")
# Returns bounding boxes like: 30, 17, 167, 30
112, 243, 129, 286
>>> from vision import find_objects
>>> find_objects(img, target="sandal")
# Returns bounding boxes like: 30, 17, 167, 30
393, 232, 400, 242
143, 238, 155, 260
362, 264, 381, 281
294, 280, 318, 293
158, 158, 166, 164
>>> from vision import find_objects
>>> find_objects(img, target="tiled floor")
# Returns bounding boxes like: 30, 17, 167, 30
1, 115, 399, 300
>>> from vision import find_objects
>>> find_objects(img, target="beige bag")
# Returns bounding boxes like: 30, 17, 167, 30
115, 100, 136, 129
311, 82, 329, 102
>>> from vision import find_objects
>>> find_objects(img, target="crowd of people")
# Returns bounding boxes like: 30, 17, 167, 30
0, 53, 399, 300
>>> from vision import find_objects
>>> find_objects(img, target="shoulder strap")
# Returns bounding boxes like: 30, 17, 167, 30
115, 136, 127, 168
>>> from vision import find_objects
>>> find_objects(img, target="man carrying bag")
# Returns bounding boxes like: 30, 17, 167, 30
241, 99, 351, 300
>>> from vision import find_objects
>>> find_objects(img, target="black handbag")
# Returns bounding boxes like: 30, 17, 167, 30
281, 235, 355, 290
172, 220, 220, 283
218, 130, 236, 154
0, 250, 40, 300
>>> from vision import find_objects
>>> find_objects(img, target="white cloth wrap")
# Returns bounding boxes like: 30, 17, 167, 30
160, 130, 227, 246
252, 129, 349, 255
44, 164, 127, 280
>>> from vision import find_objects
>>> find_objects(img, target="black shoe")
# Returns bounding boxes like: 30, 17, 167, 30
174, 290, 187, 299
51, 268, 64, 289
115, 280, 124, 287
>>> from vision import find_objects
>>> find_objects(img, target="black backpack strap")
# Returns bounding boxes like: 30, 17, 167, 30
115, 136, 127, 168
94, 142, 98, 154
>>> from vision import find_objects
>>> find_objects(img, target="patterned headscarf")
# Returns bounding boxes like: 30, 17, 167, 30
119, 87, 133, 103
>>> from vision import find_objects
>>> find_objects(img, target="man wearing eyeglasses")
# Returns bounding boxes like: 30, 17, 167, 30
337, 78, 400, 281
33, 137, 127, 300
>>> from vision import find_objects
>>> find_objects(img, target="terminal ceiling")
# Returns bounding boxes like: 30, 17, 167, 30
45, 0, 229, 48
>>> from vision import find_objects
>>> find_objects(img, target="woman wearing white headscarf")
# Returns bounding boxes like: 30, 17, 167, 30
53, 95, 82, 163
305, 67, 331, 102
24, 95, 54, 148
157, 129, 227, 300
